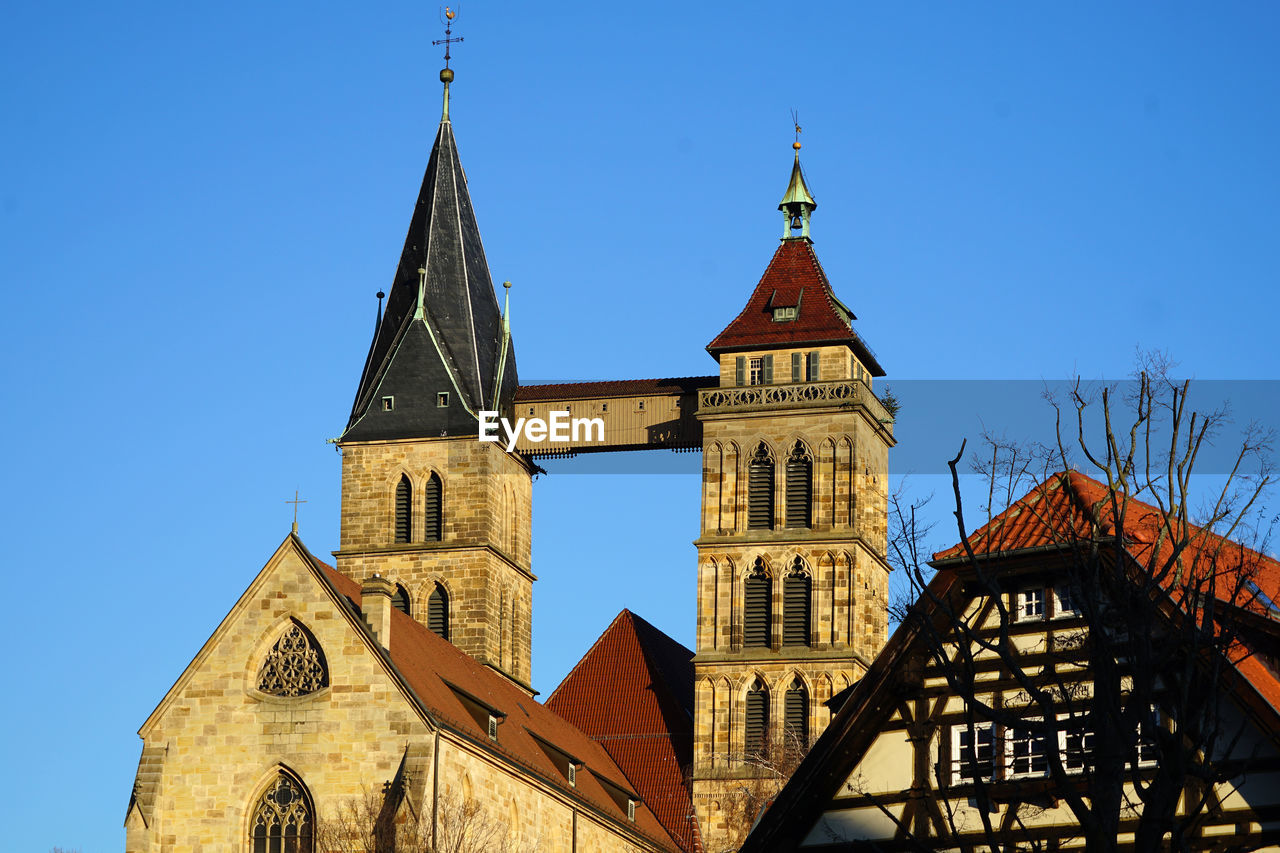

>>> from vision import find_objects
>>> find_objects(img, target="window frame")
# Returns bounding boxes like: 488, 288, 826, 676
951, 721, 996, 785
1013, 587, 1045, 622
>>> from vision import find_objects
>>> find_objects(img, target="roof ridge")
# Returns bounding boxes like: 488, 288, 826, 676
545, 610, 636, 707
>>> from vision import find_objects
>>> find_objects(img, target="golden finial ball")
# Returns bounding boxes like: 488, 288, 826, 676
440, 68, 454, 83
793, 141, 802, 150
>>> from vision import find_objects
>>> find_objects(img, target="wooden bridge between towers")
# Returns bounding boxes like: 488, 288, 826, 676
512, 376, 894, 457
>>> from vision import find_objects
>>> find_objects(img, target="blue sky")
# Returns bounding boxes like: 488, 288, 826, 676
2, 3, 1278, 848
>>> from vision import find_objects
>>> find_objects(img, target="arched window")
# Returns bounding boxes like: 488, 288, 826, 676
427, 583, 449, 639
744, 559, 772, 648
785, 677, 809, 748
785, 441, 812, 529
257, 621, 328, 697
783, 558, 811, 647
394, 474, 412, 543
424, 472, 443, 542
392, 583, 411, 616
250, 771, 314, 853
745, 679, 769, 758
747, 443, 774, 530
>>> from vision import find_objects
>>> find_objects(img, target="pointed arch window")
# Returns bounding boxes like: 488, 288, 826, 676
745, 679, 769, 758
785, 677, 809, 748
392, 583, 411, 617
394, 475, 412, 543
785, 441, 812, 529
747, 443, 774, 530
744, 559, 772, 648
257, 621, 328, 697
783, 558, 811, 647
424, 472, 443, 542
250, 771, 314, 853
427, 583, 449, 640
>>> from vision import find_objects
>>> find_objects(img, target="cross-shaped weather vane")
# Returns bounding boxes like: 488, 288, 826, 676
433, 7, 463, 68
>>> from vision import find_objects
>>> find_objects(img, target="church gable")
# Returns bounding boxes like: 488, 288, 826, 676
130, 534, 435, 850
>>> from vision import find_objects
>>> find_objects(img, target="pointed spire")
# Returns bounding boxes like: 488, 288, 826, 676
343, 31, 517, 443
779, 120, 817, 240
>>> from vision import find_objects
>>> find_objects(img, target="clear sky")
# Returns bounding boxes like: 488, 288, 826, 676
3, 2, 1278, 848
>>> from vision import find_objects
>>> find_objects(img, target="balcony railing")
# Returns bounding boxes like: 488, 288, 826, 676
698, 379, 893, 428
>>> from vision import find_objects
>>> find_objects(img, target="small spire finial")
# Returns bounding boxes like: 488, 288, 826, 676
779, 111, 817, 241
286, 489, 307, 535
433, 7, 464, 120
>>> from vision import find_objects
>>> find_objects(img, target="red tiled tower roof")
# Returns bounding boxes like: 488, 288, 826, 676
706, 239, 884, 376
546, 610, 699, 852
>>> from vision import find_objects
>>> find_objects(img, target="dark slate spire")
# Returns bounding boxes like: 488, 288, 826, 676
344, 68, 517, 441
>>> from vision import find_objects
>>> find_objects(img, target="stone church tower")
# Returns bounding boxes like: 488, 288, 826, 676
691, 143, 895, 848
334, 68, 535, 690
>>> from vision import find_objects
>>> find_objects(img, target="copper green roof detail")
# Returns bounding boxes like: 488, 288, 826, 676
778, 152, 817, 210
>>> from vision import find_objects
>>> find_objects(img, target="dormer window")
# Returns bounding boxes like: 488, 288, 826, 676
567, 764, 577, 787
627, 799, 636, 822
772, 305, 798, 322
487, 714, 499, 741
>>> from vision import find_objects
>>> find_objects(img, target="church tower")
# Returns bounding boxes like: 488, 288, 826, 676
334, 62, 535, 690
691, 141, 895, 848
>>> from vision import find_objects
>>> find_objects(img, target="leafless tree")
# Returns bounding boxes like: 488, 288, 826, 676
316, 784, 536, 853
879, 360, 1275, 851
708, 728, 811, 852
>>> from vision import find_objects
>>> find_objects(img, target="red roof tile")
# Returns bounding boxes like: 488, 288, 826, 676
706, 239, 883, 375
516, 377, 717, 403
932, 470, 1280, 715
546, 611, 699, 852
304, 557, 681, 851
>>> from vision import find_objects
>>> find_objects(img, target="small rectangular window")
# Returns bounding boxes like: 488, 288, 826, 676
1014, 588, 1045, 621
487, 715, 498, 741
1063, 722, 1094, 773
627, 799, 636, 822
1054, 584, 1080, 618
567, 764, 577, 787
749, 357, 764, 385
381, 396, 395, 412
636, 399, 646, 412
437, 392, 450, 408
952, 723, 995, 784
600, 403, 607, 412
1007, 722, 1050, 777
772, 306, 797, 321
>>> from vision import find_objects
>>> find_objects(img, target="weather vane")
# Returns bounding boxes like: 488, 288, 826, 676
791, 109, 802, 150
433, 7, 463, 68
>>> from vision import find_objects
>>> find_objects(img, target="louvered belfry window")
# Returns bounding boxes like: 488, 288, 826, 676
785, 678, 809, 747
748, 443, 774, 530
424, 472, 443, 542
744, 560, 772, 648
391, 584, 411, 616
745, 680, 769, 758
427, 583, 449, 639
783, 560, 811, 647
785, 441, 812, 529
394, 475, 412, 543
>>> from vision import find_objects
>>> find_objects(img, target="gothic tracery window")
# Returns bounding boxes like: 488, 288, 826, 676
250, 772, 314, 853
747, 443, 774, 530
427, 583, 449, 639
256, 622, 328, 697
785, 677, 809, 748
395, 474, 412, 543
744, 559, 772, 648
784, 441, 812, 529
745, 678, 769, 758
783, 558, 812, 647
424, 472, 443, 542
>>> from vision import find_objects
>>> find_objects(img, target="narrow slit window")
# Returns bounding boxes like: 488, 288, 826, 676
427, 583, 449, 639
381, 396, 395, 412
744, 560, 772, 648
747, 443, 774, 530
436, 392, 449, 407
785, 441, 812, 529
424, 473, 443, 542
783, 560, 811, 647
394, 475, 412, 543
745, 679, 769, 758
